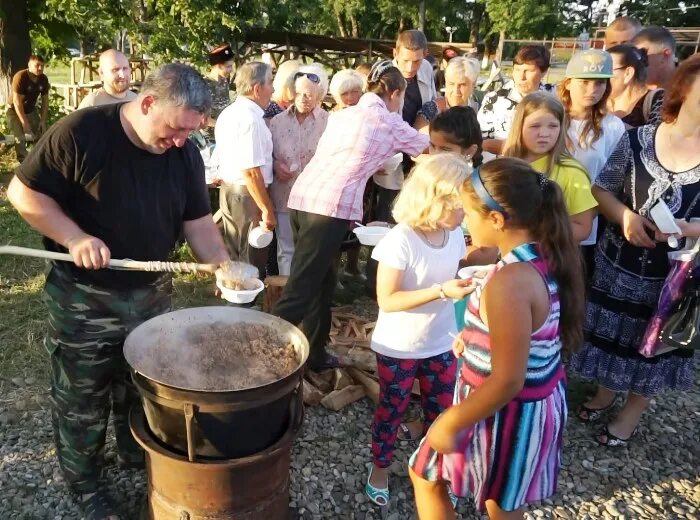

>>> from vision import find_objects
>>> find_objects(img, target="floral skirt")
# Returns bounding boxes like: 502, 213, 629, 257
570, 247, 695, 397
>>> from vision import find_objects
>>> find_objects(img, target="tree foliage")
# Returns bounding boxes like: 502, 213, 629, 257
15, 0, 700, 67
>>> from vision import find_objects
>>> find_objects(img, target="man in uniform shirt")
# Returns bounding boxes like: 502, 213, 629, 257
77, 49, 137, 109
7, 54, 50, 161
8, 63, 229, 520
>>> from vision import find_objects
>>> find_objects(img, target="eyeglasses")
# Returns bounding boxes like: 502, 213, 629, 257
294, 72, 320, 83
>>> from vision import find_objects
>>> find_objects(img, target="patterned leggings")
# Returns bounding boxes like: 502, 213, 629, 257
371, 351, 457, 468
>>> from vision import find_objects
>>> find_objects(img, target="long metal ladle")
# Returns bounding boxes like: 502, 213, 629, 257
0, 245, 220, 274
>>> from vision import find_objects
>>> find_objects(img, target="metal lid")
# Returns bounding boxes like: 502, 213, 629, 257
124, 306, 309, 392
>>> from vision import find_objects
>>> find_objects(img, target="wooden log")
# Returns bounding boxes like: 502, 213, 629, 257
333, 368, 354, 391
327, 344, 377, 373
412, 379, 421, 396
347, 367, 380, 404
306, 370, 334, 393
320, 385, 366, 411
302, 379, 324, 406
350, 321, 364, 339
262, 275, 288, 313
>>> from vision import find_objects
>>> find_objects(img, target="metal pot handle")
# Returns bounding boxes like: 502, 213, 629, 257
290, 376, 305, 433
183, 402, 197, 462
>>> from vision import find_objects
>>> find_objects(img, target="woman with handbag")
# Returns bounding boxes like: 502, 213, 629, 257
570, 55, 700, 446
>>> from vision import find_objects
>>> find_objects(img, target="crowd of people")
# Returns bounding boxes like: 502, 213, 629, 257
4, 16, 700, 520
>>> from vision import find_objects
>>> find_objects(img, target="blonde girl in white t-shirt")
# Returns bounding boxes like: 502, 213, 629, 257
365, 154, 474, 507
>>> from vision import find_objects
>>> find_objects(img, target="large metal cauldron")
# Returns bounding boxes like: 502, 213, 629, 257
124, 306, 309, 460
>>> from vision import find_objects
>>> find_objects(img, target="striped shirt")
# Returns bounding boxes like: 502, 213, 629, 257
287, 93, 429, 221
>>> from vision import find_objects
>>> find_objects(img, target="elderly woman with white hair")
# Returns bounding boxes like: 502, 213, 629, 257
269, 63, 330, 275
329, 69, 365, 110
414, 56, 481, 130
264, 59, 302, 119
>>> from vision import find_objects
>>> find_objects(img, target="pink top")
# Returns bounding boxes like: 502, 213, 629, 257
287, 93, 429, 221
269, 105, 328, 212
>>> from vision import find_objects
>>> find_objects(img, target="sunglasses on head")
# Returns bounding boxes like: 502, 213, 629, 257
294, 72, 320, 83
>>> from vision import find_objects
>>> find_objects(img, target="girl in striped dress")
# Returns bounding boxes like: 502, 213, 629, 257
409, 158, 585, 519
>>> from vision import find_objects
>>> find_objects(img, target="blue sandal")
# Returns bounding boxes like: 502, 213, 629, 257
365, 464, 389, 507
448, 488, 458, 509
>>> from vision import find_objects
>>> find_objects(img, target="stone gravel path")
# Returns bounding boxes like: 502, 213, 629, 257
1, 368, 698, 520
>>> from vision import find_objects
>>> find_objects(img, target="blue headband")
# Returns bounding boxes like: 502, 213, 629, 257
470, 167, 508, 218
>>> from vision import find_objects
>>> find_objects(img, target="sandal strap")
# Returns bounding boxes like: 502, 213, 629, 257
597, 425, 637, 447
365, 464, 390, 507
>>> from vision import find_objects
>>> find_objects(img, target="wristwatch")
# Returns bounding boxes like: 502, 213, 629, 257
432, 283, 446, 300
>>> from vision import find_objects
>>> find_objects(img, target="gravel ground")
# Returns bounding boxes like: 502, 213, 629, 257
1, 296, 698, 519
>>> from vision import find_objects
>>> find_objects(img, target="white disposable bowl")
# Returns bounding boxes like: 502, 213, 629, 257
248, 226, 273, 248
216, 278, 265, 304
353, 226, 390, 246
457, 264, 496, 283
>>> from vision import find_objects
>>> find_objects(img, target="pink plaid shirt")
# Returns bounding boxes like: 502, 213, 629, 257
287, 93, 429, 221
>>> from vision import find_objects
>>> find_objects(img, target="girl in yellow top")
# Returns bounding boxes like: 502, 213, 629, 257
503, 92, 598, 242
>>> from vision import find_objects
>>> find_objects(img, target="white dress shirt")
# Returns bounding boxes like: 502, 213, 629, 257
215, 95, 274, 186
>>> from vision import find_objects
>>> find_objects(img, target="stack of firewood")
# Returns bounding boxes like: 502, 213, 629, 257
302, 307, 419, 411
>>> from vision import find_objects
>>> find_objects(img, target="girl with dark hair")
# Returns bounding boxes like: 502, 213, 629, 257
607, 44, 664, 128
273, 60, 429, 371
409, 158, 585, 520
571, 54, 700, 447
428, 106, 483, 166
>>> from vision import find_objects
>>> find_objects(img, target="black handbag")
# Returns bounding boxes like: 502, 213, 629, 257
659, 276, 700, 350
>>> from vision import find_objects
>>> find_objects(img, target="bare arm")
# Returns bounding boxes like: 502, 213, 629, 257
376, 262, 474, 313
426, 267, 534, 452
463, 245, 499, 266
242, 166, 276, 230
7, 176, 110, 268
12, 92, 31, 132
593, 185, 657, 248
482, 138, 504, 156
182, 215, 230, 264
413, 113, 430, 131
570, 208, 595, 242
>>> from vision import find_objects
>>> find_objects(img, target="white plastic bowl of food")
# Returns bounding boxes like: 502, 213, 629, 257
457, 264, 496, 283
216, 277, 265, 304
353, 226, 390, 246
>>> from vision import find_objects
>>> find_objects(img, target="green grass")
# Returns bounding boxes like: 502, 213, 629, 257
0, 158, 219, 392
45, 63, 72, 86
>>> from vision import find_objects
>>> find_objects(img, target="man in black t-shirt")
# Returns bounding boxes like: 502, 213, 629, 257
7, 54, 50, 161
8, 63, 230, 520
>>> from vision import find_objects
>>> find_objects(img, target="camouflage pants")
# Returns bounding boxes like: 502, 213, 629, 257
43, 267, 172, 493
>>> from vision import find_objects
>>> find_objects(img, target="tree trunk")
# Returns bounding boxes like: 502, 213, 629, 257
0, 0, 31, 105
469, 2, 485, 47
349, 14, 359, 39
335, 10, 348, 38
418, 0, 426, 32
496, 29, 506, 64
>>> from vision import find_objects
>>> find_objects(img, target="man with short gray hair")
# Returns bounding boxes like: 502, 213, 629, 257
7, 62, 230, 520
216, 61, 276, 276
